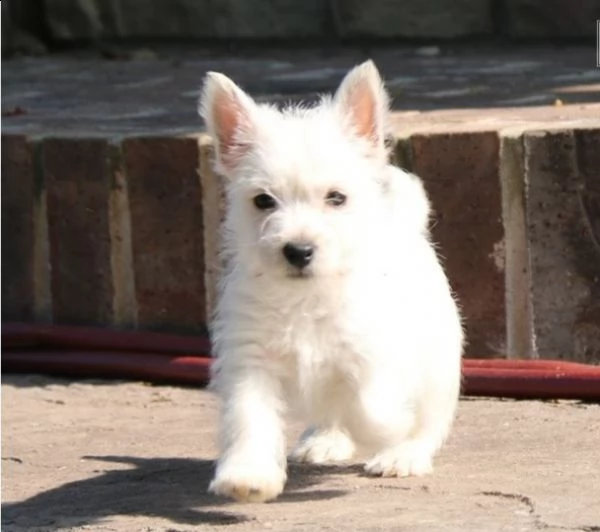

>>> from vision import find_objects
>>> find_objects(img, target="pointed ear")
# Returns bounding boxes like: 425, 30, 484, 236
199, 72, 257, 174
334, 60, 389, 160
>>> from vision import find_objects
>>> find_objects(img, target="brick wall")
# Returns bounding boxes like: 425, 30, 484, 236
3, 125, 599, 361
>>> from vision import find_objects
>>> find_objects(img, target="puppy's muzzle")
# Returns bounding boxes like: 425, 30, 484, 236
282, 242, 314, 269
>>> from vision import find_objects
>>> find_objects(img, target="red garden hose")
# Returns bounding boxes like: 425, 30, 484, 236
2, 323, 600, 401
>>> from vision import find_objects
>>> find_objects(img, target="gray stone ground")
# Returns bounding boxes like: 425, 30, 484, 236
3, 45, 600, 137
2, 374, 599, 532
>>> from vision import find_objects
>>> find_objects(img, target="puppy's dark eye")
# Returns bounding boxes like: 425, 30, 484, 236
325, 190, 347, 207
253, 193, 277, 210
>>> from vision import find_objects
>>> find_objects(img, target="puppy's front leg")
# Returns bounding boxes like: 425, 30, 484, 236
209, 354, 287, 503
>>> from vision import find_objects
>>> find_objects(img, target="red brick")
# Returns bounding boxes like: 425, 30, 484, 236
123, 137, 205, 334
524, 129, 600, 363
411, 132, 505, 358
1, 136, 36, 321
44, 138, 115, 326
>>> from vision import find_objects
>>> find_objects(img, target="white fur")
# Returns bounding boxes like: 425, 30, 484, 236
199, 60, 464, 503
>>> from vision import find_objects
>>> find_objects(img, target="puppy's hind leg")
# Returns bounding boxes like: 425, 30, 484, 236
290, 426, 355, 464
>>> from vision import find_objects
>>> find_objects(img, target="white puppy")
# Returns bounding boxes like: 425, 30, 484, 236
199, 60, 464, 503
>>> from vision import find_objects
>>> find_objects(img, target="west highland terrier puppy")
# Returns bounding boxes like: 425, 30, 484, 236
199, 60, 464, 503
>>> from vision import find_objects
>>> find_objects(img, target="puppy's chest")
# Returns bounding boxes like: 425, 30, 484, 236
274, 303, 361, 378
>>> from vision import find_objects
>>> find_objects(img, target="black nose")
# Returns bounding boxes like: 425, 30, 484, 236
282, 243, 314, 268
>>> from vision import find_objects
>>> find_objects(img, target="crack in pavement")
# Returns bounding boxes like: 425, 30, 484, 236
481, 491, 600, 531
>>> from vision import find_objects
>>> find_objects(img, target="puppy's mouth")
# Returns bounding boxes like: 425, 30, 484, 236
286, 267, 314, 279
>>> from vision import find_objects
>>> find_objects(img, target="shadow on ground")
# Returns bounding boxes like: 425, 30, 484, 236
2, 455, 359, 529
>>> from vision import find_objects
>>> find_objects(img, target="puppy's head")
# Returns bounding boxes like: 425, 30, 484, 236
199, 61, 392, 279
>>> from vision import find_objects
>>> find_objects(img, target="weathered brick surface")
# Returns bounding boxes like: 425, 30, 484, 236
524, 130, 600, 363
334, 0, 492, 38
573, 129, 600, 362
198, 140, 227, 324
411, 132, 505, 358
44, 138, 115, 326
107, 144, 137, 329
499, 133, 534, 359
1, 136, 36, 321
123, 137, 206, 334
575, 130, 600, 192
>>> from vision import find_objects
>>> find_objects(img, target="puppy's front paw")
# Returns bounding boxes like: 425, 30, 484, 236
209, 459, 287, 503
365, 442, 433, 478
